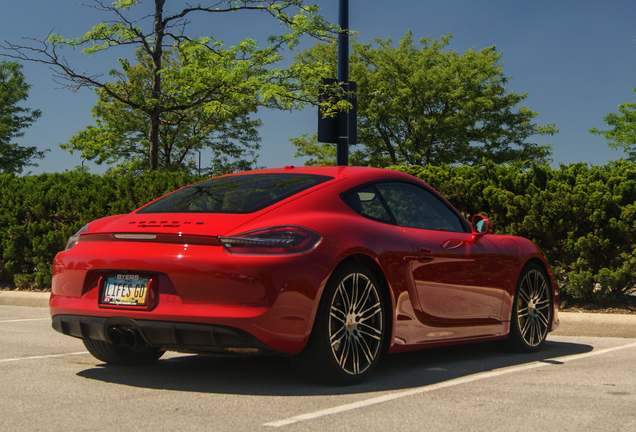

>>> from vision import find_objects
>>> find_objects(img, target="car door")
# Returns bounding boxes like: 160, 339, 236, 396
375, 182, 505, 325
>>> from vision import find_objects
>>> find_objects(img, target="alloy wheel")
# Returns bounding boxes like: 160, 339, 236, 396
328, 272, 384, 376
516, 269, 551, 347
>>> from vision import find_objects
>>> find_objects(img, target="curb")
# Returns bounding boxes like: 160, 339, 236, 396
559, 311, 636, 324
0, 291, 50, 308
553, 311, 636, 338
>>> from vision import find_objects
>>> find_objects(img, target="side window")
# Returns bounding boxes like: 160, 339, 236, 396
343, 186, 393, 223
376, 182, 466, 232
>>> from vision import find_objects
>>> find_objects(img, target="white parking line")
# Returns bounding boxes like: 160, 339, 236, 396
0, 352, 89, 364
0, 318, 50, 323
264, 341, 636, 428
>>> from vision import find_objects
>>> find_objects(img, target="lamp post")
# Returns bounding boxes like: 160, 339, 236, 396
317, 0, 355, 165
336, 0, 350, 166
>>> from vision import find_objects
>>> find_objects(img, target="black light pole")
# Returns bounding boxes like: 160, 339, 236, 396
336, 0, 349, 166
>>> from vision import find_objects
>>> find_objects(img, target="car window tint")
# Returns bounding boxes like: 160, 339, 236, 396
343, 186, 393, 223
376, 182, 465, 232
138, 174, 333, 214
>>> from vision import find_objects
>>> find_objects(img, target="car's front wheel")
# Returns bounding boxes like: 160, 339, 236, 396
504, 263, 553, 352
292, 263, 387, 385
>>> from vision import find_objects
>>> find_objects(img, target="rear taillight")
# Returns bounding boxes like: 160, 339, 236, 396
64, 224, 89, 251
219, 226, 321, 255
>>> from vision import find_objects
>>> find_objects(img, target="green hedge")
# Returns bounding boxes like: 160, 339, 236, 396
2, 162, 635, 302
0, 171, 202, 288
394, 160, 636, 301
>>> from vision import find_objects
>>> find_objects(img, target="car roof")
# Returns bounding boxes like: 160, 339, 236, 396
236, 165, 470, 230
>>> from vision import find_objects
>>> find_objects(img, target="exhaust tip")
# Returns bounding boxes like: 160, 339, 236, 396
107, 327, 123, 345
106, 326, 146, 348
122, 329, 138, 348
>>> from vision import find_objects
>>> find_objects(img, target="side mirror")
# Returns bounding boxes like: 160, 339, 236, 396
471, 214, 492, 238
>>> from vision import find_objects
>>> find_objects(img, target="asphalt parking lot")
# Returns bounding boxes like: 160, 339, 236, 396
1, 294, 635, 431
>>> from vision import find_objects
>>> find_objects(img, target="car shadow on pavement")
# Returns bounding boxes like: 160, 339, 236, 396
75, 338, 593, 396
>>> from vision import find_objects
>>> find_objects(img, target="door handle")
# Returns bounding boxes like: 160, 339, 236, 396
418, 247, 434, 262
440, 239, 465, 250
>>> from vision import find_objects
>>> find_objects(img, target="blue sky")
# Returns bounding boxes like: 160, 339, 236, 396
2, 0, 636, 174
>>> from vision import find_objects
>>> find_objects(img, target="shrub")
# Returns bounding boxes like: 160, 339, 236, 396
0, 171, 202, 288
394, 160, 636, 301
2, 162, 635, 303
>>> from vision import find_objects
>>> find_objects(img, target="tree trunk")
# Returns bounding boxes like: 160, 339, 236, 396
375, 122, 397, 165
148, 109, 161, 169
147, 0, 166, 170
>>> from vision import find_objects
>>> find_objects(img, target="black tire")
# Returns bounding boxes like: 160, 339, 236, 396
292, 263, 388, 386
83, 339, 164, 366
504, 263, 553, 353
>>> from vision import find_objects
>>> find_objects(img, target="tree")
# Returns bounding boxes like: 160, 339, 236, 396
292, 32, 557, 167
1, 0, 335, 171
61, 49, 261, 175
589, 89, 636, 160
0, 61, 45, 174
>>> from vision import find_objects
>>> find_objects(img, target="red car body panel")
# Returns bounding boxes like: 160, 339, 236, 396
50, 166, 559, 356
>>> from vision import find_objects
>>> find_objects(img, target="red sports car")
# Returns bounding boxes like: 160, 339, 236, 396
50, 166, 559, 385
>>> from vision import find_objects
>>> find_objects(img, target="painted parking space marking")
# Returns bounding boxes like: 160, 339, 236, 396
264, 341, 636, 428
0, 352, 89, 364
0, 318, 50, 323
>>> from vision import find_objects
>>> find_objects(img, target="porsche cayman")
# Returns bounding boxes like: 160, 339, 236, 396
50, 166, 559, 385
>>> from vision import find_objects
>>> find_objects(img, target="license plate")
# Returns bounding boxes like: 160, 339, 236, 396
102, 274, 149, 306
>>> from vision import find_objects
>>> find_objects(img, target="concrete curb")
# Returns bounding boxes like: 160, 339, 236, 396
0, 291, 50, 308
553, 311, 636, 338
559, 311, 636, 324
550, 312, 636, 339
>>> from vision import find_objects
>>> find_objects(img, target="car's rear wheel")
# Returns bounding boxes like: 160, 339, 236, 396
83, 339, 164, 366
292, 263, 387, 385
504, 263, 552, 352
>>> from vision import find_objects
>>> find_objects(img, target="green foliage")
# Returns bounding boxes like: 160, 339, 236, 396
3, 162, 636, 305
292, 32, 557, 167
2, 1, 336, 171
0, 171, 202, 288
394, 160, 636, 302
291, 133, 368, 166
290, 134, 335, 166
589, 88, 636, 160
61, 49, 261, 175
0, 61, 46, 174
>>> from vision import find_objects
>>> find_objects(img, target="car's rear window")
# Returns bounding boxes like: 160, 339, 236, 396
137, 173, 333, 214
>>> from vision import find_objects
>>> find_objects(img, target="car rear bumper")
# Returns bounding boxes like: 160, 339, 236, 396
52, 314, 284, 355
51, 240, 338, 355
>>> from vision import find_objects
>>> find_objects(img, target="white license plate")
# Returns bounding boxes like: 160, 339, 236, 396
102, 274, 149, 306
